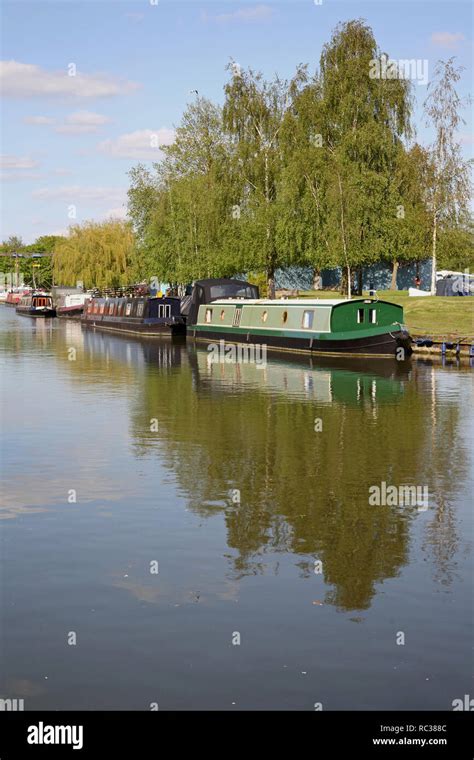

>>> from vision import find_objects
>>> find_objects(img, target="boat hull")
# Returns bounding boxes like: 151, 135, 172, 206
16, 307, 56, 317
56, 306, 84, 319
82, 318, 186, 338
188, 326, 412, 358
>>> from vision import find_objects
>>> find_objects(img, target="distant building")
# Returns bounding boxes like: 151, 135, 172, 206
275, 260, 433, 292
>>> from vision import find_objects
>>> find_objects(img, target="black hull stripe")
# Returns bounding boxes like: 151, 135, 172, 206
190, 329, 409, 357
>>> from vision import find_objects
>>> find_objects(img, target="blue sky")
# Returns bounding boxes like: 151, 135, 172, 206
1, 0, 472, 243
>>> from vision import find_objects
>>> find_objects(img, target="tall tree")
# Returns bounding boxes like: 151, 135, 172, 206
319, 20, 412, 296
281, 20, 413, 297
128, 97, 238, 284
223, 63, 299, 297
383, 144, 433, 289
423, 58, 472, 293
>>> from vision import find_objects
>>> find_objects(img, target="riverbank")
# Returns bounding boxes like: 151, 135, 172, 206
299, 290, 474, 342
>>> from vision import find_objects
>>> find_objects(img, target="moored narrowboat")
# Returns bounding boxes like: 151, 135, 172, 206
81, 294, 186, 337
16, 292, 56, 317
56, 291, 91, 319
4, 288, 31, 306
187, 280, 412, 358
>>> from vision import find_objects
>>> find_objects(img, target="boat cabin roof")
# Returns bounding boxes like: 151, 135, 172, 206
209, 298, 351, 307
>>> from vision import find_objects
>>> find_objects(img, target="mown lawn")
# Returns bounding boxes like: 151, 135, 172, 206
298, 289, 474, 338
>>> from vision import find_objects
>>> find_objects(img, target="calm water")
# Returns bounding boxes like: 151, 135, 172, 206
0, 307, 472, 711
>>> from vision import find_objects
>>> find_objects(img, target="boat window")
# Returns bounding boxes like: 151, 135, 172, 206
137, 302, 144, 317
100, 303, 105, 314
357, 308, 364, 324
282, 311, 288, 324
125, 303, 132, 316
205, 308, 213, 323
158, 304, 171, 318
232, 308, 242, 327
262, 310, 268, 323
108, 302, 115, 315
302, 310, 314, 329
208, 283, 258, 300
220, 309, 225, 321
369, 308, 377, 324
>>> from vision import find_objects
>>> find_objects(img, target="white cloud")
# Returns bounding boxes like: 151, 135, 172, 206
52, 167, 72, 176
103, 206, 128, 220
54, 110, 111, 134
32, 185, 127, 205
0, 60, 140, 99
55, 125, 98, 135
205, 4, 274, 23
66, 110, 110, 126
1, 154, 39, 169
24, 115, 56, 125
1, 171, 43, 182
97, 128, 175, 159
431, 32, 465, 49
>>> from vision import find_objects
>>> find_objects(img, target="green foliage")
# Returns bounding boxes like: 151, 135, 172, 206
126, 19, 433, 295
437, 215, 474, 271
53, 220, 137, 288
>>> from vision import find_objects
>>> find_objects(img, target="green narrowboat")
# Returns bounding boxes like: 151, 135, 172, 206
186, 280, 412, 358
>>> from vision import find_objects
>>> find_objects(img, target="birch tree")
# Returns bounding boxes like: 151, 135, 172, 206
423, 58, 472, 292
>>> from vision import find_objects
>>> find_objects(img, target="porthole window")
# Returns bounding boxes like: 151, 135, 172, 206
282, 310, 288, 324
262, 310, 268, 323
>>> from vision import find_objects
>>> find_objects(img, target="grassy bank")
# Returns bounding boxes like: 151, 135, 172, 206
298, 290, 474, 340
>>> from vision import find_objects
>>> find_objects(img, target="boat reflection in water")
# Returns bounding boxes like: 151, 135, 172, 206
49, 325, 465, 614
186, 344, 411, 407
2, 305, 470, 711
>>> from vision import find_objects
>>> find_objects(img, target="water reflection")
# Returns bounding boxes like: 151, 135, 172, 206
30, 324, 466, 612
1, 309, 472, 710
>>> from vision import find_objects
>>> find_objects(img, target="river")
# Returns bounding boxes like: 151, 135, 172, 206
0, 307, 472, 710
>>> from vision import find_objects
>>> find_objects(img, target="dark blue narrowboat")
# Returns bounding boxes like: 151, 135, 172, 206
81, 295, 186, 337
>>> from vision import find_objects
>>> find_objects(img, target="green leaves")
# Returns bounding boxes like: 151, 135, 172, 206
53, 220, 136, 288
124, 20, 470, 295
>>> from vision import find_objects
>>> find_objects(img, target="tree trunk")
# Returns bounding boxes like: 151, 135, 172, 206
340, 268, 351, 297
431, 214, 437, 295
335, 169, 351, 298
391, 260, 399, 291
355, 266, 363, 295
313, 268, 322, 290
267, 267, 275, 299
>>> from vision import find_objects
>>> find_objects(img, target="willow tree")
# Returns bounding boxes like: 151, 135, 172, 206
53, 220, 137, 288
423, 58, 472, 293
